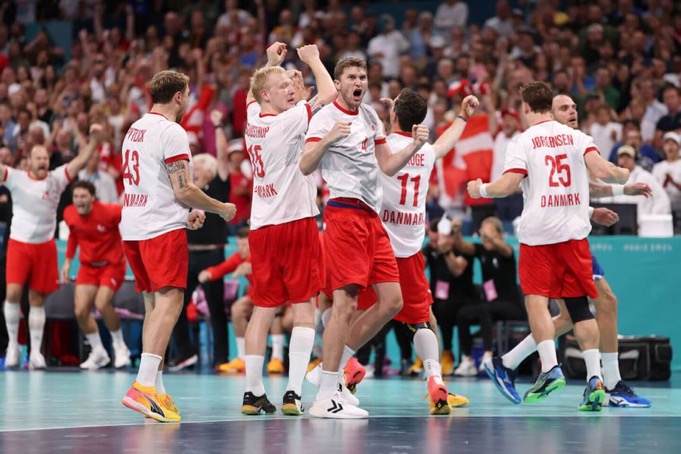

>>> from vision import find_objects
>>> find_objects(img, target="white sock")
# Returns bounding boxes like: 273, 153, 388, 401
583, 349, 602, 381
136, 353, 162, 388
601, 352, 622, 390
287, 327, 315, 396
110, 329, 125, 347
339, 345, 355, 370
85, 331, 104, 353
28, 306, 46, 354
236, 337, 245, 359
155, 371, 166, 395
502, 334, 538, 370
271, 334, 285, 360
245, 355, 266, 396
318, 370, 339, 400
321, 308, 332, 327
3, 301, 20, 348
536, 340, 558, 373
414, 329, 442, 382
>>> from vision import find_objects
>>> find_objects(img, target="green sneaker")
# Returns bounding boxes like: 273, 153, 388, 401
523, 365, 566, 404
578, 376, 606, 411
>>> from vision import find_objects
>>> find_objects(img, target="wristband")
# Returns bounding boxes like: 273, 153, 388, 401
479, 183, 490, 198
457, 115, 468, 122
588, 206, 595, 219
612, 184, 624, 196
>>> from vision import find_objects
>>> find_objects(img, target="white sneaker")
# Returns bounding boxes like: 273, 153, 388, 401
309, 392, 369, 419
479, 352, 493, 372
80, 349, 110, 370
306, 362, 322, 386
4, 344, 20, 368
29, 352, 47, 370
339, 383, 360, 407
454, 356, 477, 377
113, 343, 131, 368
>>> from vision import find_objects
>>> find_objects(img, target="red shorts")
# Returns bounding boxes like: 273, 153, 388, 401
519, 239, 598, 299
6, 238, 59, 294
76, 260, 127, 292
323, 199, 399, 291
249, 217, 322, 307
394, 252, 433, 324
122, 229, 188, 293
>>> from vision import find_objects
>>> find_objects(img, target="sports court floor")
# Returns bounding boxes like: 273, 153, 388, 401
1, 370, 679, 453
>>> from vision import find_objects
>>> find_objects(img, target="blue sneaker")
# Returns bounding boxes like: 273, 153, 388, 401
579, 376, 606, 411
483, 356, 521, 404
607, 381, 651, 408
523, 365, 566, 403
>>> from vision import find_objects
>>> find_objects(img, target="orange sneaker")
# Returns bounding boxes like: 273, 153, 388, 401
441, 350, 454, 376
217, 357, 246, 374
427, 377, 451, 415
343, 357, 366, 394
267, 357, 285, 374
121, 381, 180, 423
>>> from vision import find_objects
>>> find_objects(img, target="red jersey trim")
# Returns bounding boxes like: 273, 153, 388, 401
27, 171, 48, 181
503, 168, 528, 176
306, 103, 312, 123
584, 146, 598, 156
148, 111, 169, 120
65, 166, 74, 182
305, 137, 322, 143
333, 100, 359, 116
246, 100, 257, 109
393, 131, 413, 138
1, 167, 7, 183
375, 138, 387, 145
533, 119, 553, 126
164, 154, 190, 164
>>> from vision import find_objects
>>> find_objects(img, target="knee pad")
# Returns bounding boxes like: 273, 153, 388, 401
563, 297, 594, 324
404, 321, 431, 334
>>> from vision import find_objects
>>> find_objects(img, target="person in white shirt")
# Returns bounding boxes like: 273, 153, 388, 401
1, 127, 103, 370
78, 149, 119, 203
120, 70, 236, 423
367, 15, 410, 79
468, 82, 629, 410
490, 108, 523, 221
434, 0, 468, 37
652, 131, 681, 220
240, 42, 337, 417
587, 104, 622, 160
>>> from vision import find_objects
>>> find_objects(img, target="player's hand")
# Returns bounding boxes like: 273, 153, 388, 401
379, 97, 394, 111
297, 44, 320, 64
210, 110, 224, 128
89, 123, 104, 143
266, 42, 287, 66
412, 124, 429, 149
624, 182, 652, 197
326, 121, 352, 144
219, 203, 237, 222
60, 261, 71, 283
460, 95, 479, 119
467, 178, 483, 199
451, 218, 463, 236
233, 262, 252, 277
591, 207, 619, 226
198, 270, 212, 283
188, 211, 206, 230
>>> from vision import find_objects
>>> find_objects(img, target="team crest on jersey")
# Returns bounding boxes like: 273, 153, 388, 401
97, 224, 107, 233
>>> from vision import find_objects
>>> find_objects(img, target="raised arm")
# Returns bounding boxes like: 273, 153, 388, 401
299, 121, 351, 175
297, 45, 337, 106
67, 124, 104, 178
450, 218, 476, 255
211, 110, 230, 181
432, 95, 478, 159
375, 124, 429, 176
584, 150, 629, 184
246, 42, 288, 105
467, 173, 524, 199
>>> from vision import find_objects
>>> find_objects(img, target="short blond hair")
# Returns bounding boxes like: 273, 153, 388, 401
149, 70, 190, 104
250, 66, 286, 104
192, 153, 218, 179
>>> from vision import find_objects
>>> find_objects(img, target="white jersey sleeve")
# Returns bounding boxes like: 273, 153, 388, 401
162, 122, 192, 164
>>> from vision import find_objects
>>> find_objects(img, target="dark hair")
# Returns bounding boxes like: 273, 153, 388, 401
72, 180, 97, 196
149, 70, 189, 104
429, 217, 441, 232
334, 57, 367, 80
519, 82, 553, 113
394, 88, 427, 132
236, 226, 250, 239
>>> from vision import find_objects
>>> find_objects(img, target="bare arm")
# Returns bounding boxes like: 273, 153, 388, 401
166, 159, 237, 220
467, 173, 524, 199
375, 124, 429, 177
450, 219, 476, 255
246, 42, 288, 105
589, 180, 652, 198
432, 95, 479, 159
299, 121, 351, 175
211, 110, 230, 181
297, 45, 337, 106
67, 124, 104, 177
444, 252, 468, 277
584, 151, 629, 184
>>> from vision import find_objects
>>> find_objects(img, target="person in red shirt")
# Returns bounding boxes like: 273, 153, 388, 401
62, 180, 131, 370
226, 140, 252, 232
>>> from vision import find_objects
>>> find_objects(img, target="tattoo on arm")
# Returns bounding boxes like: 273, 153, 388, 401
166, 160, 190, 190
177, 172, 189, 189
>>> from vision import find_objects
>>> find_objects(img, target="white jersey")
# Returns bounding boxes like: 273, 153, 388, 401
2, 165, 72, 243
119, 112, 192, 241
491, 130, 520, 181
380, 132, 434, 257
503, 120, 595, 246
245, 101, 319, 229
652, 159, 681, 208
306, 101, 387, 212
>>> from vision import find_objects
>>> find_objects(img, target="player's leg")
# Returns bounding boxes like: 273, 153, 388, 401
4, 240, 30, 367
218, 296, 251, 373
432, 299, 455, 375
75, 284, 110, 369
282, 300, 315, 416
94, 284, 130, 368
454, 304, 482, 377
267, 308, 286, 374
242, 304, 278, 415
203, 266, 230, 368
26, 290, 48, 369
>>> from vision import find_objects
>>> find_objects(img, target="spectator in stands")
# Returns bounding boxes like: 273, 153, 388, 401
587, 103, 622, 160
652, 132, 681, 232
227, 139, 251, 233
435, 0, 468, 38
609, 122, 661, 171
78, 150, 118, 204
655, 84, 681, 145
367, 15, 409, 79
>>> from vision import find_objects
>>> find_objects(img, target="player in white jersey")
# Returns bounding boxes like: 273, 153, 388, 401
238, 42, 337, 417
120, 70, 236, 423
1, 127, 103, 369
467, 82, 629, 410
299, 57, 429, 418
484, 93, 652, 408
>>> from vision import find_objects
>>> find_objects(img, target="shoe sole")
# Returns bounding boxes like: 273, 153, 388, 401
309, 407, 368, 419
241, 405, 276, 415
80, 359, 111, 370
523, 378, 566, 404
281, 404, 303, 416
578, 389, 606, 411
484, 363, 521, 404
447, 394, 470, 408
430, 399, 452, 416
608, 400, 652, 408
122, 397, 180, 423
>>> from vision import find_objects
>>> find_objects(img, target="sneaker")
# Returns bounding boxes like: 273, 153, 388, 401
578, 376, 606, 411
441, 350, 454, 376
282, 390, 304, 416
307, 357, 322, 373
407, 357, 424, 376
427, 377, 451, 415
338, 382, 360, 407
113, 343, 131, 369
217, 357, 246, 374
121, 381, 181, 423
267, 357, 285, 374
241, 392, 277, 415
80, 348, 111, 370
167, 354, 198, 372
484, 356, 521, 404
523, 365, 566, 404
4, 344, 20, 368
309, 392, 369, 419
158, 393, 180, 414
454, 356, 477, 377
306, 362, 322, 386
344, 357, 366, 393
447, 392, 470, 408
478, 352, 493, 373
607, 381, 652, 408
29, 352, 47, 370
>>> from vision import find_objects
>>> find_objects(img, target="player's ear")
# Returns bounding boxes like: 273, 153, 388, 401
334, 79, 341, 90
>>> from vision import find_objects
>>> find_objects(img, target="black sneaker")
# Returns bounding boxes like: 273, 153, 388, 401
281, 390, 304, 416
241, 392, 276, 415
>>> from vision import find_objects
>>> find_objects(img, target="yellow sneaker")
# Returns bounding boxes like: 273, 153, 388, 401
307, 357, 322, 373
441, 350, 454, 376
158, 393, 180, 414
407, 357, 424, 376
267, 357, 285, 374
217, 357, 246, 374
447, 392, 470, 408
121, 381, 181, 423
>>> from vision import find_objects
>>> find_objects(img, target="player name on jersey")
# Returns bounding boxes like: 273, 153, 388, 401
407, 153, 426, 167
126, 128, 147, 142
531, 134, 575, 149
245, 124, 269, 138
